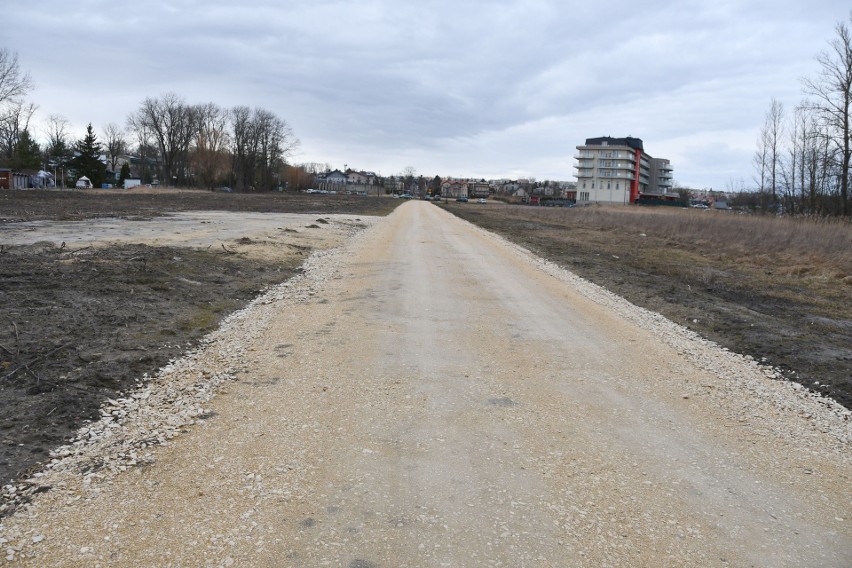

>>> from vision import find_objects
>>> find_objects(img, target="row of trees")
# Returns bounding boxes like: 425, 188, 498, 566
0, 46, 299, 191
754, 12, 852, 216
100, 95, 298, 191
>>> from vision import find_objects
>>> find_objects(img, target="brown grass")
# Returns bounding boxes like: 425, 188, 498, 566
518, 205, 852, 278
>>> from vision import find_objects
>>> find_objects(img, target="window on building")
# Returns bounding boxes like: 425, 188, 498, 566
607, 182, 611, 190
591, 182, 594, 189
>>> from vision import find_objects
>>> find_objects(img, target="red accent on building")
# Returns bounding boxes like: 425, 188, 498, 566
630, 148, 641, 204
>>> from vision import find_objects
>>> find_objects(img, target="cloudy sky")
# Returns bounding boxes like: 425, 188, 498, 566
4, 1, 849, 189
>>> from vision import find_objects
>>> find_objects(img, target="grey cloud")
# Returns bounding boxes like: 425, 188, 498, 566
4, 0, 850, 188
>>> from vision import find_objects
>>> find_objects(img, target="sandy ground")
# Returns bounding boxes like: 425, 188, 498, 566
0, 210, 361, 259
1, 202, 850, 566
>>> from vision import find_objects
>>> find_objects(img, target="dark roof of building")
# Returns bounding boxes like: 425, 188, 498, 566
584, 136, 644, 151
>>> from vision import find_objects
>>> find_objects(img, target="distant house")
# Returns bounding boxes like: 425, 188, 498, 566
386, 177, 405, 193
499, 182, 521, 195
469, 182, 491, 198
324, 170, 348, 184
0, 168, 11, 189
346, 171, 368, 184
441, 180, 468, 198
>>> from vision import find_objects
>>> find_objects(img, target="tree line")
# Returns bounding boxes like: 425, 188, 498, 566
0, 48, 298, 191
753, 12, 852, 217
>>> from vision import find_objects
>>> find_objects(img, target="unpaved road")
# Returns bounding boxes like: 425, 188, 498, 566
2, 202, 850, 566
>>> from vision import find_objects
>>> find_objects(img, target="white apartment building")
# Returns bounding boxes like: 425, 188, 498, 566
574, 137, 673, 204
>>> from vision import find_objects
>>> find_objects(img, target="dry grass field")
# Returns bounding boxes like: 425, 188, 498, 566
445, 202, 852, 409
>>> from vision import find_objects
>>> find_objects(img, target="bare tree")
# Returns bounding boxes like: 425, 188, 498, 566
0, 48, 34, 167
284, 163, 321, 191
807, 120, 837, 215
752, 98, 784, 211
230, 106, 298, 191
781, 104, 804, 213
102, 122, 128, 174
40, 114, 71, 185
0, 101, 36, 163
0, 48, 32, 113
766, 99, 784, 204
126, 112, 157, 183
254, 109, 280, 191
783, 104, 837, 215
230, 105, 255, 191
192, 102, 230, 189
753, 121, 768, 196
301, 162, 331, 175
128, 93, 201, 186
803, 13, 852, 216
43, 114, 70, 153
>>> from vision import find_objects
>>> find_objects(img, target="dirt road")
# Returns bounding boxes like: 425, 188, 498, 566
2, 202, 850, 566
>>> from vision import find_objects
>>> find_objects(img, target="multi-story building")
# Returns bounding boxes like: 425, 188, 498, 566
649, 157, 673, 195
574, 137, 672, 204
441, 179, 468, 198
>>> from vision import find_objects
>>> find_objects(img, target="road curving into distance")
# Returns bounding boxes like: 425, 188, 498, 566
2, 201, 850, 567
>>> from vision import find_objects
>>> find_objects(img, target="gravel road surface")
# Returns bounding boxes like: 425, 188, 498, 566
1, 201, 850, 567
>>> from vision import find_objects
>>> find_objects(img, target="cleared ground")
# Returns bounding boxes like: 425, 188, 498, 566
0, 189, 399, 488
1, 201, 849, 567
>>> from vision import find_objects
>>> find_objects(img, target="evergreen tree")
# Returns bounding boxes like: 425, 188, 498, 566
70, 123, 106, 187
430, 175, 442, 196
45, 139, 71, 167
9, 129, 41, 171
118, 162, 130, 187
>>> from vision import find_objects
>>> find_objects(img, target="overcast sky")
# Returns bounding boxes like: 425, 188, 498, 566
4, 1, 849, 189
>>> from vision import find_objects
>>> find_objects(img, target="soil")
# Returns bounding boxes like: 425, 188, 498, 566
446, 201, 852, 410
0, 188, 400, 489
0, 187, 397, 223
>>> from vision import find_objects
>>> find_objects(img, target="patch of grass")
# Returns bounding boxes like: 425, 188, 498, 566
177, 304, 230, 333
